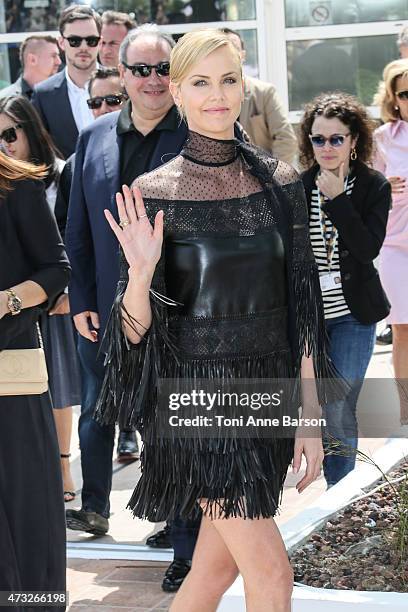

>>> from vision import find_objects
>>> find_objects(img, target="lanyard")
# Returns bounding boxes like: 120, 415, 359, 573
317, 175, 349, 271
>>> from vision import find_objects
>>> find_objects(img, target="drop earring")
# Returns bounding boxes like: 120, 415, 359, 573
350, 148, 357, 161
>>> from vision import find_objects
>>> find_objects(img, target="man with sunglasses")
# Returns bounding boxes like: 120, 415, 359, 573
65, 25, 200, 592
87, 67, 127, 118
32, 5, 102, 158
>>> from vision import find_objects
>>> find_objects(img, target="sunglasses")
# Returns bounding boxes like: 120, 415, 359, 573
309, 133, 351, 148
87, 93, 127, 109
122, 61, 170, 78
0, 124, 22, 144
63, 35, 100, 48
396, 90, 408, 100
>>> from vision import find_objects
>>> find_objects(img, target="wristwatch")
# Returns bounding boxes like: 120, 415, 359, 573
5, 289, 22, 316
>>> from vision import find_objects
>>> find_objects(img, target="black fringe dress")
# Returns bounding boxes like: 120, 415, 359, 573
95, 131, 330, 521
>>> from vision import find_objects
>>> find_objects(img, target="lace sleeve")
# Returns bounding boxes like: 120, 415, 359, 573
273, 159, 299, 186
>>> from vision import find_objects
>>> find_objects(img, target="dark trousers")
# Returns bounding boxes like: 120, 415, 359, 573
77, 335, 114, 518
170, 512, 202, 560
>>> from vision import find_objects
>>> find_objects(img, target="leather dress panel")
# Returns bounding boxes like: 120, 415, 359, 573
165, 231, 286, 318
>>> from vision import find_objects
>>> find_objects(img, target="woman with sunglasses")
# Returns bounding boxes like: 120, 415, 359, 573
0, 152, 69, 608
299, 92, 391, 487
373, 59, 408, 426
0, 95, 81, 502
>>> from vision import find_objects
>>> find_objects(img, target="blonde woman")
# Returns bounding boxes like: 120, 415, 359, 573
96, 30, 329, 611
374, 59, 408, 425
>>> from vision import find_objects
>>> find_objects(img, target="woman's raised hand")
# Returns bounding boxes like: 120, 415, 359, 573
316, 162, 346, 200
104, 185, 164, 282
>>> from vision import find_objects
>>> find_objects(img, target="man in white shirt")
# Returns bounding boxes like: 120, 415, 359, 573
32, 5, 101, 158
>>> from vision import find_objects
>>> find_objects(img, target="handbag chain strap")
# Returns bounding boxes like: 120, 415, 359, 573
36, 322, 44, 350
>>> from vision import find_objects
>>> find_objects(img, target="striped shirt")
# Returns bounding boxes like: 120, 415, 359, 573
309, 175, 356, 319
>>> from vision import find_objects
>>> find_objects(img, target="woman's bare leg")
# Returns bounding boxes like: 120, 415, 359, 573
170, 514, 239, 612
392, 324, 408, 424
53, 406, 75, 499
209, 512, 293, 612
171, 503, 293, 612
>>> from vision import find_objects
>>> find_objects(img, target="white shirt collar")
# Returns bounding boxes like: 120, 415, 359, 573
65, 67, 94, 133
65, 67, 89, 93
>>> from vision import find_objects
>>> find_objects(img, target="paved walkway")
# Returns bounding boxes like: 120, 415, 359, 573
67, 342, 397, 610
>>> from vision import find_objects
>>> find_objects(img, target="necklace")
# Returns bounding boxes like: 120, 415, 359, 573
316, 175, 349, 270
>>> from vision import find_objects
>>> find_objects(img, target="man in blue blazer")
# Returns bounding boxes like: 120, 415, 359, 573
66, 109, 187, 338
32, 5, 101, 158
65, 25, 197, 593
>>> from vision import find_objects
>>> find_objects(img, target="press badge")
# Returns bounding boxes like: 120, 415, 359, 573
320, 271, 341, 292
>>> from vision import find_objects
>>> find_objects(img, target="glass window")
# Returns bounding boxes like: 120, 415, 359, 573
0, 43, 20, 86
4, 0, 61, 33
285, 0, 408, 28
153, 0, 256, 23
287, 34, 399, 110
240, 29, 259, 77
1, 0, 256, 34
0, 44, 12, 87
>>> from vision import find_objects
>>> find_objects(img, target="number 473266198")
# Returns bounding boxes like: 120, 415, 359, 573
2, 592, 67, 607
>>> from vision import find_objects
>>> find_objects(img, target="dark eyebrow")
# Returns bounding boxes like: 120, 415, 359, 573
189, 71, 238, 79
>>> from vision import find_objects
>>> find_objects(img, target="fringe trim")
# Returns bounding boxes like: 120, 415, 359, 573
293, 260, 329, 375
95, 301, 297, 521
128, 437, 295, 521
126, 350, 295, 520
94, 281, 179, 428
293, 260, 347, 403
137, 349, 295, 439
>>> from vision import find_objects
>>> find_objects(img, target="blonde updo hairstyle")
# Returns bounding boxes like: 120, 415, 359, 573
373, 58, 408, 123
169, 29, 243, 120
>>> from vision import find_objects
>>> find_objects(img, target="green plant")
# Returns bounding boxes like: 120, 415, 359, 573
326, 436, 408, 567
395, 476, 408, 567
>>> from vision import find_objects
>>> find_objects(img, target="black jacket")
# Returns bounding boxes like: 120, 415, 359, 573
32, 71, 78, 159
0, 180, 70, 349
301, 161, 392, 325
54, 153, 75, 241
